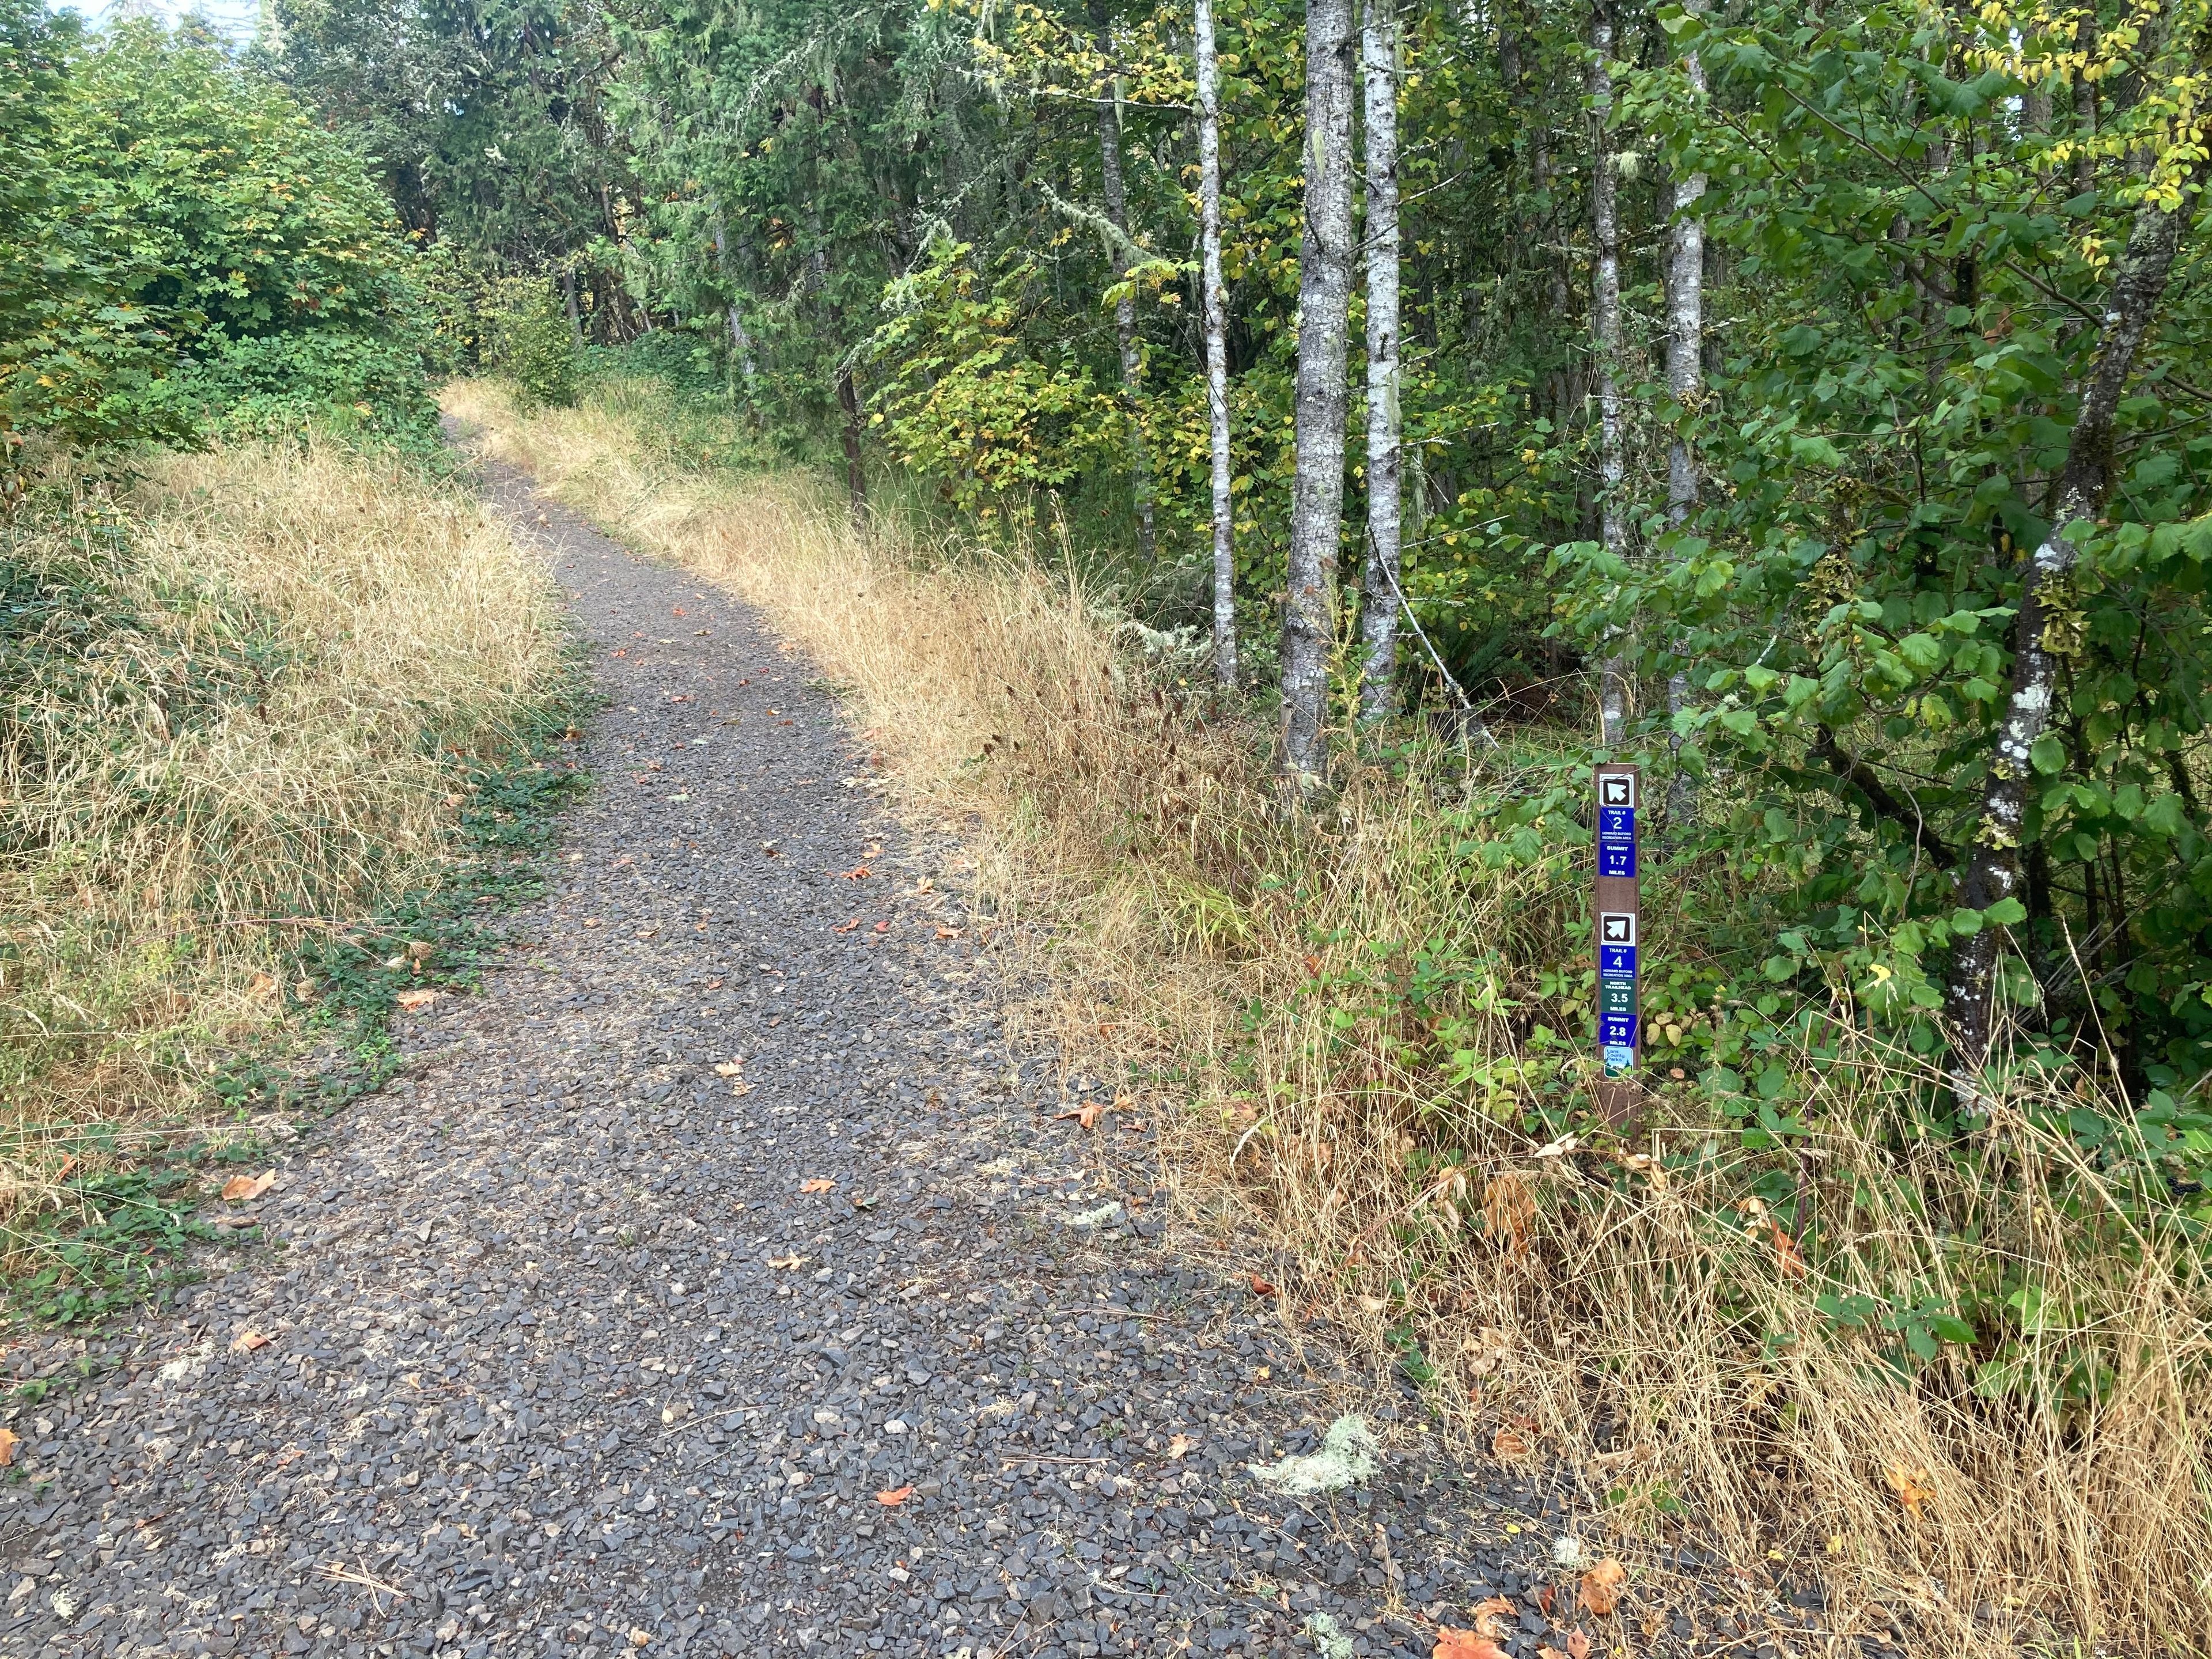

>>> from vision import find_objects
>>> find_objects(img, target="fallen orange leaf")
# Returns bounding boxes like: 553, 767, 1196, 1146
1483, 1173, 1535, 1258
1471, 1595, 1514, 1639
221, 1169, 275, 1203
874, 1485, 915, 1506
1885, 1461, 1936, 1519
1772, 1219, 1808, 1278
0, 1427, 17, 1466
833, 918, 860, 933
1054, 1101, 1103, 1130
1567, 1633, 1592, 1659
1579, 1558, 1627, 1617
1491, 1426, 1531, 1458
1164, 1434, 1195, 1461
231, 1331, 271, 1354
1432, 1630, 1509, 1659
395, 988, 438, 1011
1247, 1272, 1276, 1297
799, 1178, 837, 1194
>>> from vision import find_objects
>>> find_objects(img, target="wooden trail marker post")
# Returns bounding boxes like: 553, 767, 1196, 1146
1594, 763, 1641, 1120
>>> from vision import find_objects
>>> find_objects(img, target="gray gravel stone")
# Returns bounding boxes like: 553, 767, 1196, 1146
0, 456, 1755, 1659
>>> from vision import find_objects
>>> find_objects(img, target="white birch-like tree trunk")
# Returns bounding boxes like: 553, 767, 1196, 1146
1195, 0, 1237, 686
1279, 0, 1357, 789
1357, 0, 1402, 725
710, 217, 759, 387
1096, 74, 1159, 564
1662, 26, 1705, 805
1947, 162, 2205, 1075
1589, 6, 1628, 748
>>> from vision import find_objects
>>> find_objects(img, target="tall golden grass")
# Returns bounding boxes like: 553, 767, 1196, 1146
1, 438, 566, 1209
448, 374, 2212, 1658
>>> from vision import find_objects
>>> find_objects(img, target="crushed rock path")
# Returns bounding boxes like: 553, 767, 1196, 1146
0, 461, 1645, 1659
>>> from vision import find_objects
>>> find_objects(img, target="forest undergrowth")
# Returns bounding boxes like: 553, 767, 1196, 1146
0, 438, 577, 1314
448, 373, 2212, 1658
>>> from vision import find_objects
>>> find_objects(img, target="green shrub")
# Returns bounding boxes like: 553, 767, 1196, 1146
493, 286, 582, 410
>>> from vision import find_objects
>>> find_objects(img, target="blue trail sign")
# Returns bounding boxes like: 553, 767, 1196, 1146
1594, 764, 1641, 1119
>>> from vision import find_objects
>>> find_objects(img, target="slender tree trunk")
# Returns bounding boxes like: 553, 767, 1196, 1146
1589, 5, 1629, 747
1946, 160, 2205, 1078
1358, 0, 1403, 726
561, 267, 584, 348
1195, 0, 1238, 687
1096, 73, 1160, 564
1663, 22, 1705, 811
710, 217, 759, 387
1279, 0, 1357, 790
836, 362, 868, 527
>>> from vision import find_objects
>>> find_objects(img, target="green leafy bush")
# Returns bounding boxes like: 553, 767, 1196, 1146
491, 285, 583, 410
1, 8, 431, 448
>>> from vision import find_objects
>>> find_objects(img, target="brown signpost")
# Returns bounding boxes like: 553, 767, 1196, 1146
1593, 763, 1641, 1122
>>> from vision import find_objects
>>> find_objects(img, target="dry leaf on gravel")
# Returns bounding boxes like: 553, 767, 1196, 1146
1247, 1273, 1276, 1298
1165, 1434, 1195, 1462
798, 1178, 836, 1194
1431, 1630, 1509, 1659
1578, 1559, 1627, 1616
1469, 1596, 1514, 1639
221, 1170, 276, 1203
1054, 1101, 1103, 1130
231, 1331, 271, 1354
766, 1254, 807, 1270
0, 1427, 17, 1467
394, 988, 438, 1011
874, 1486, 914, 1506
713, 1062, 743, 1077
1567, 1633, 1591, 1659
1491, 1426, 1531, 1458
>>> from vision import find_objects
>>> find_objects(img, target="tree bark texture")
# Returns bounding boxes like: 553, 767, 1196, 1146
1195, 0, 1238, 687
1280, 0, 1357, 787
1946, 162, 2205, 1074
1096, 77, 1160, 564
1358, 0, 1403, 725
1589, 6, 1628, 747
1663, 27, 1705, 803
710, 217, 759, 386
836, 362, 868, 526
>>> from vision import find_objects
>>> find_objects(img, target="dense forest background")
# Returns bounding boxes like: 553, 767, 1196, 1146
232, 0, 2212, 1105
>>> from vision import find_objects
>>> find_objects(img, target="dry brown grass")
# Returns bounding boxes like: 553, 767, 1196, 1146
1, 438, 566, 1213
449, 373, 2212, 1659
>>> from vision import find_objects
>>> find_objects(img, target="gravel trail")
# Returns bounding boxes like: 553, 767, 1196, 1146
0, 464, 1675, 1659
